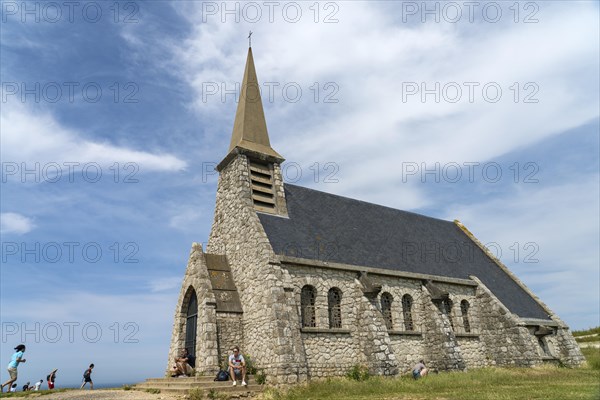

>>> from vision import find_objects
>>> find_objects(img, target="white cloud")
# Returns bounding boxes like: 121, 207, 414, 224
446, 176, 600, 329
0, 101, 187, 172
0, 212, 35, 235
147, 276, 183, 293
160, 2, 598, 210
168, 208, 204, 230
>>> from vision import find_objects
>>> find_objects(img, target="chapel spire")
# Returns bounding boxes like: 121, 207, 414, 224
221, 46, 284, 167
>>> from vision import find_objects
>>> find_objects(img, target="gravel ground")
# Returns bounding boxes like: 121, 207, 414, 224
23, 389, 186, 400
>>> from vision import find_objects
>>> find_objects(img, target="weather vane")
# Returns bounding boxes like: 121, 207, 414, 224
248, 31, 253, 48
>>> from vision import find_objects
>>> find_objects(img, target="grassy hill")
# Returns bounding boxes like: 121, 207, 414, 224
573, 327, 600, 345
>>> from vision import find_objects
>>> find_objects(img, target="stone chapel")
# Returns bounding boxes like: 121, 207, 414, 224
166, 47, 584, 383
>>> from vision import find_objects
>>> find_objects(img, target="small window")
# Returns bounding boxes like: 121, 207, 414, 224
460, 300, 471, 333
381, 292, 394, 330
301, 285, 317, 328
402, 294, 414, 331
328, 287, 342, 329
441, 299, 454, 329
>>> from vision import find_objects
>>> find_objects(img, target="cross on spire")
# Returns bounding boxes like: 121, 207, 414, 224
248, 31, 253, 48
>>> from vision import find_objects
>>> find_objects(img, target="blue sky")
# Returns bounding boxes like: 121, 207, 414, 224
1, 0, 598, 387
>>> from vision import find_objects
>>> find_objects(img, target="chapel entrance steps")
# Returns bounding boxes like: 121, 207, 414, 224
133, 375, 263, 397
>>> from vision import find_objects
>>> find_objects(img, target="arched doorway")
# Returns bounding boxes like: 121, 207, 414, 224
185, 290, 198, 357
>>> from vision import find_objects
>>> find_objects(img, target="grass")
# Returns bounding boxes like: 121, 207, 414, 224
582, 346, 600, 370
259, 348, 600, 400
188, 388, 204, 400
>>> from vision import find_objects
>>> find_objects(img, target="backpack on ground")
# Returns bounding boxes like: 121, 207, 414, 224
214, 370, 230, 381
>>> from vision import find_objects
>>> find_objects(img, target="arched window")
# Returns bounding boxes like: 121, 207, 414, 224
328, 287, 342, 329
185, 289, 198, 357
460, 300, 471, 333
441, 299, 454, 329
301, 285, 317, 328
381, 292, 394, 330
402, 294, 414, 331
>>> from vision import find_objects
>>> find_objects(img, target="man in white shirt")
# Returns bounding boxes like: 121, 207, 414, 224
228, 346, 247, 387
34, 380, 43, 391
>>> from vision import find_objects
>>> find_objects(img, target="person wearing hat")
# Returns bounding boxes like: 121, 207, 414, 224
47, 369, 58, 389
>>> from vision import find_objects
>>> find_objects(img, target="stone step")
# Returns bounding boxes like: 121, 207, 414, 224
145, 375, 255, 384
134, 376, 263, 396
137, 381, 259, 389
136, 383, 262, 392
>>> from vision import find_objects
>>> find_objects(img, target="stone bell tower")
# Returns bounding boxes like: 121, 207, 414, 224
167, 46, 308, 383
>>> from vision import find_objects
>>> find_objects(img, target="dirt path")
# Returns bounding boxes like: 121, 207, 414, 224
17, 389, 185, 400
579, 342, 600, 348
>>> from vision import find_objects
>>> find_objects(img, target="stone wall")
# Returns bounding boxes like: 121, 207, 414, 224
301, 333, 359, 377
283, 264, 499, 376
388, 334, 424, 373
216, 313, 244, 367
456, 336, 484, 368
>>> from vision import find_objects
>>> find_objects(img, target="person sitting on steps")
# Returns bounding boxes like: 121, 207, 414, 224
228, 346, 247, 387
173, 348, 195, 377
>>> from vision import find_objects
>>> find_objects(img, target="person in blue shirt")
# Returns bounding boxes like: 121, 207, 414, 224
1, 344, 26, 393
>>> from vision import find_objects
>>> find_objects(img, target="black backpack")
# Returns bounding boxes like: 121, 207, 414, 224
214, 370, 230, 381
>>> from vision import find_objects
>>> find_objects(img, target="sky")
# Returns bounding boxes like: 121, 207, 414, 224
1, 0, 599, 388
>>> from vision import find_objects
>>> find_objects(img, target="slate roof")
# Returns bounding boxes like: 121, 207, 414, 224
257, 184, 550, 320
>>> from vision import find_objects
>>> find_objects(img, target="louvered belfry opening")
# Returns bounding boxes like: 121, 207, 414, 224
249, 159, 276, 213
